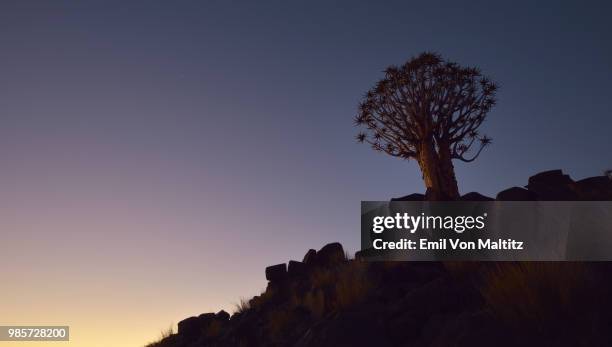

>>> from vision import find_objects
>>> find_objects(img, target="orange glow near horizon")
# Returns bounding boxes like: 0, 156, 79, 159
0, 198, 272, 347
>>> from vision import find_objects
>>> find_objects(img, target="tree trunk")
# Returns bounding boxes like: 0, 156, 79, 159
437, 144, 460, 200
417, 140, 460, 201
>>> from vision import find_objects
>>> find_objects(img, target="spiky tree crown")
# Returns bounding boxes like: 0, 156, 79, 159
354, 52, 497, 162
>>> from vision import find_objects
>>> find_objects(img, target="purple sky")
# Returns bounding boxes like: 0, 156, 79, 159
1, 1, 611, 346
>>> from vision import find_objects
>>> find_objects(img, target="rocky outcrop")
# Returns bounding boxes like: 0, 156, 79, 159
152, 248, 612, 347
525, 169, 578, 200
172, 310, 230, 346
152, 242, 353, 347
265, 264, 287, 282
576, 176, 612, 200
302, 249, 317, 265
288, 260, 307, 277
148, 170, 612, 347
391, 169, 612, 202
314, 242, 345, 265
522, 170, 612, 201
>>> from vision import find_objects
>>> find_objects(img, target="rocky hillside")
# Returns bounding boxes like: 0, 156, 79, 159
146, 170, 612, 347
392, 169, 612, 201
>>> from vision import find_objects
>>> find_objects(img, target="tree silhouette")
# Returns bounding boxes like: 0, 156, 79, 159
354, 52, 498, 200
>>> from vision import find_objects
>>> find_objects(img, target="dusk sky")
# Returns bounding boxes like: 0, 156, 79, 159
1, 1, 611, 346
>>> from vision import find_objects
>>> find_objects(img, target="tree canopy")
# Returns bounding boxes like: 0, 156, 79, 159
354, 52, 497, 163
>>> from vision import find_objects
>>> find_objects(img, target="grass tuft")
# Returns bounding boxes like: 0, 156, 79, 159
234, 298, 251, 314
144, 324, 174, 347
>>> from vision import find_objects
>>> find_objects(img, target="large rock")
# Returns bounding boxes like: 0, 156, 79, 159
198, 312, 216, 321
391, 193, 425, 201
354, 249, 368, 261
216, 310, 230, 321
288, 260, 307, 277
496, 187, 537, 201
460, 192, 494, 201
526, 169, 578, 200
575, 176, 612, 200
527, 169, 571, 186
302, 249, 317, 265
178, 315, 212, 337
265, 263, 287, 282
316, 242, 345, 265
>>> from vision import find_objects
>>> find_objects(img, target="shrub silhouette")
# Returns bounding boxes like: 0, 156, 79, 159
355, 52, 498, 200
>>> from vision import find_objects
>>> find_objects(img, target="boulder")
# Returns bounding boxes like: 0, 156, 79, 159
354, 248, 378, 261
529, 184, 579, 200
316, 242, 345, 265
391, 193, 425, 201
196, 313, 217, 332
178, 316, 202, 337
288, 260, 307, 277
526, 169, 578, 200
198, 312, 216, 321
527, 169, 571, 186
575, 176, 612, 200
496, 187, 538, 201
460, 192, 494, 201
302, 249, 317, 265
216, 310, 230, 321
265, 263, 287, 282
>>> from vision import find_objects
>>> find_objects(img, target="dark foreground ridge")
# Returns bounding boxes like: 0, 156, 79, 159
147, 170, 612, 347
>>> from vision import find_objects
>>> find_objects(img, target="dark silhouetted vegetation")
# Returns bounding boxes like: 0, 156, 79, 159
355, 52, 497, 200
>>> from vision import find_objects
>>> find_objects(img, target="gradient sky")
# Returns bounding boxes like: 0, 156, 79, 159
1, 1, 611, 346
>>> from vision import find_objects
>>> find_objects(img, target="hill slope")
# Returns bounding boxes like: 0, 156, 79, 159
146, 170, 612, 347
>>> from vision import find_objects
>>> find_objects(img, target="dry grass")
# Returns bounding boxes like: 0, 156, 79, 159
301, 289, 326, 318
344, 250, 353, 261
480, 262, 588, 331
144, 325, 174, 347
310, 267, 336, 289
207, 259, 373, 345
333, 261, 371, 310
234, 297, 251, 314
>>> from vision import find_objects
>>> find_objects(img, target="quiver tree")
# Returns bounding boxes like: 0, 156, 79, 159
355, 52, 498, 200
